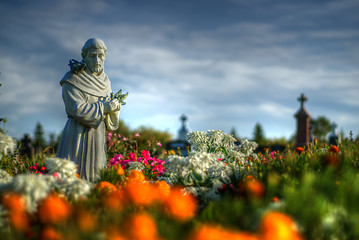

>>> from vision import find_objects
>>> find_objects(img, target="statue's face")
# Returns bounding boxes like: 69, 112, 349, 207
84, 48, 106, 75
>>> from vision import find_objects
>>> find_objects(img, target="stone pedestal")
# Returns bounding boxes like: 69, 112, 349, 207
294, 94, 311, 149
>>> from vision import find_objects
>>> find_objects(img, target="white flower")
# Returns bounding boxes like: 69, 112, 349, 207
45, 157, 78, 180
127, 161, 145, 172
65, 178, 93, 201
0, 133, 17, 159
0, 169, 12, 184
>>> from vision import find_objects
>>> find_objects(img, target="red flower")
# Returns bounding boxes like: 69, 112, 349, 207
329, 145, 339, 153
295, 147, 305, 155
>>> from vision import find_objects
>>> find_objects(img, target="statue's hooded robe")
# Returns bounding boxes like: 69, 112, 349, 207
56, 67, 119, 181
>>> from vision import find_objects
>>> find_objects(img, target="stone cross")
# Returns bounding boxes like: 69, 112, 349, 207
294, 93, 311, 149
298, 93, 307, 108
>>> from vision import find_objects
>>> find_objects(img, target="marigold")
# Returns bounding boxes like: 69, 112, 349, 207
125, 181, 158, 206
164, 187, 197, 221
295, 147, 305, 155
126, 213, 159, 240
37, 194, 72, 224
95, 181, 117, 194
259, 211, 302, 240
9, 211, 30, 232
103, 189, 127, 211
189, 224, 258, 240
155, 180, 170, 198
329, 145, 339, 153
1, 192, 26, 212
40, 226, 63, 240
76, 209, 97, 232
116, 165, 125, 175
127, 169, 145, 183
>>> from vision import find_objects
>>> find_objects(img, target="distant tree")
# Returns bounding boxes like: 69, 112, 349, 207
253, 122, 266, 145
133, 126, 173, 156
33, 122, 46, 153
310, 116, 331, 143
230, 127, 240, 142
116, 119, 132, 137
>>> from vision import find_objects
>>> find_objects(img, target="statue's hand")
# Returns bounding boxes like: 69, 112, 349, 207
104, 99, 120, 114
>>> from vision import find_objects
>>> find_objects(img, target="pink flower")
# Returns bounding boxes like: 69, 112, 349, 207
52, 172, 60, 178
135, 132, 140, 137
107, 132, 113, 141
122, 137, 127, 141
129, 152, 137, 161
141, 150, 150, 159
156, 141, 162, 147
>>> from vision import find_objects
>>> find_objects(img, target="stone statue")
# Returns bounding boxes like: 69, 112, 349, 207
56, 38, 121, 182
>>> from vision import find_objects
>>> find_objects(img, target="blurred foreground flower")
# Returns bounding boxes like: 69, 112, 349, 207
37, 194, 72, 224
188, 224, 258, 240
164, 187, 197, 221
259, 211, 302, 240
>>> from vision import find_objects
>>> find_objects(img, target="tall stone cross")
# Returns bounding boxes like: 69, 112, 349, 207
294, 93, 311, 149
298, 93, 307, 108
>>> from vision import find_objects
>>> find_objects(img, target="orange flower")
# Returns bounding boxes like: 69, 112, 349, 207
40, 226, 63, 240
103, 189, 127, 211
116, 165, 125, 175
259, 211, 302, 240
127, 170, 146, 183
126, 213, 159, 240
76, 173, 81, 178
125, 181, 158, 206
105, 228, 128, 240
271, 196, 280, 203
245, 180, 265, 198
295, 147, 305, 155
189, 224, 258, 240
155, 180, 170, 198
76, 209, 97, 232
37, 194, 72, 224
163, 187, 197, 221
329, 145, 339, 153
95, 181, 117, 194
239, 176, 265, 199
1, 192, 26, 213
9, 211, 30, 232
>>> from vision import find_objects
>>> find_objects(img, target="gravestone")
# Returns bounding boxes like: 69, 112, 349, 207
328, 122, 340, 146
294, 93, 311, 149
166, 114, 191, 156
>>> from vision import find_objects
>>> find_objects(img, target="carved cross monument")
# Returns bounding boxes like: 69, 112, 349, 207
178, 114, 189, 141
294, 93, 311, 149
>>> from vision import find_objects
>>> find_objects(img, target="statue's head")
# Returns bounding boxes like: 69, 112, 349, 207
81, 38, 107, 75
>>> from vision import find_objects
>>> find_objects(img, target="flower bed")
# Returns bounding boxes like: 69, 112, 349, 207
0, 130, 358, 239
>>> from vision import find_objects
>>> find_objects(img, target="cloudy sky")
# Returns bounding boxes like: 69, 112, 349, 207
0, 0, 358, 141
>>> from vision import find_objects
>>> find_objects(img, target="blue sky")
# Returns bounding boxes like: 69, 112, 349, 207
0, 0, 358, 141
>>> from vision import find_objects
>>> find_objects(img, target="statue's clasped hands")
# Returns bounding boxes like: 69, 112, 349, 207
104, 99, 121, 114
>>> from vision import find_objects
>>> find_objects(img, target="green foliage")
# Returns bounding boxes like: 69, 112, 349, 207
33, 122, 46, 152
253, 122, 266, 145
311, 116, 332, 143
